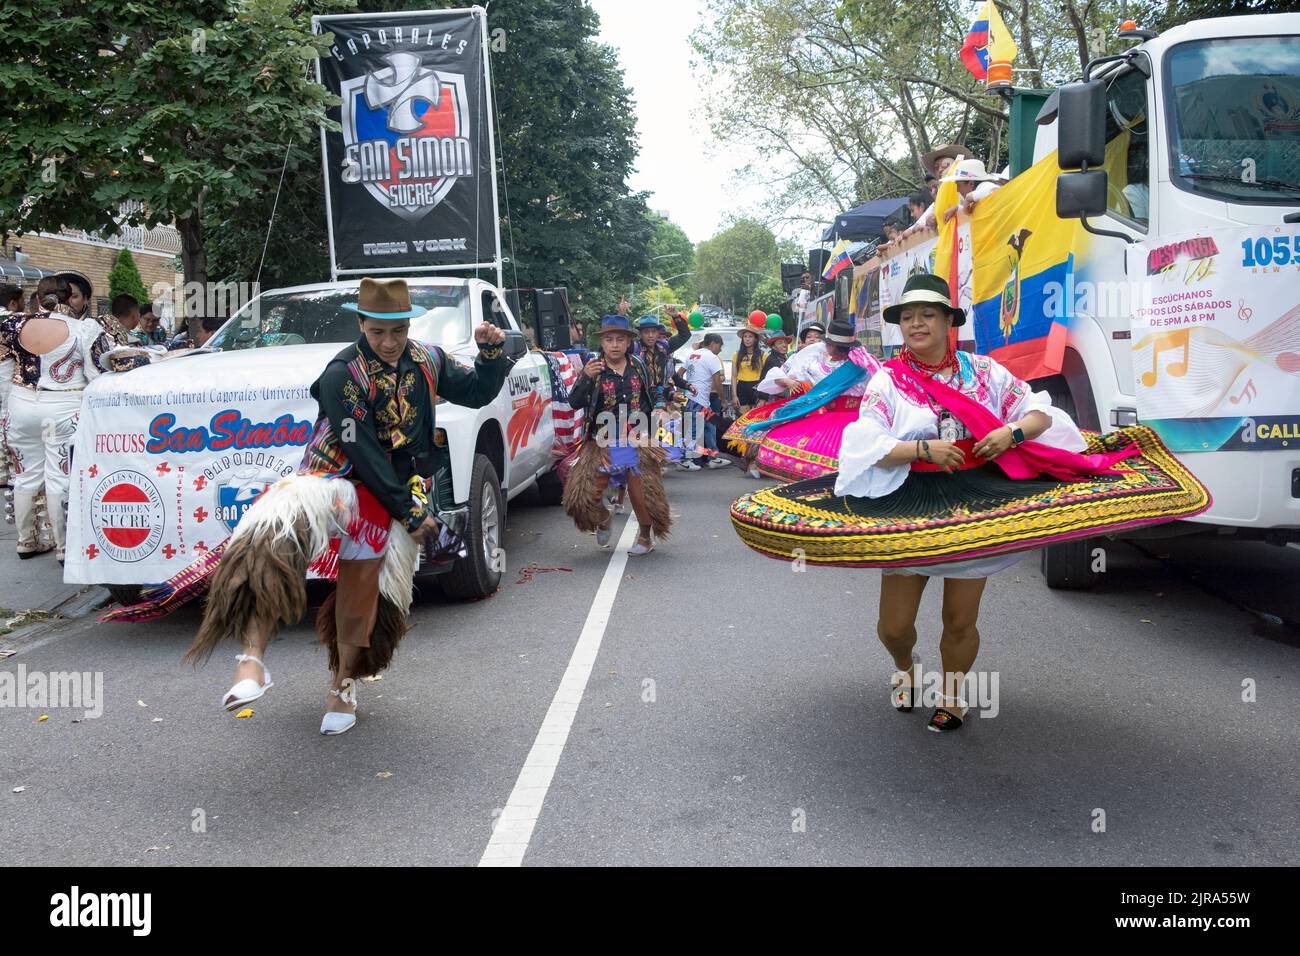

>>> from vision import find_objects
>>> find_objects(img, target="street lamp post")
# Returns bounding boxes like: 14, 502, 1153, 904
733, 271, 768, 309
638, 271, 693, 316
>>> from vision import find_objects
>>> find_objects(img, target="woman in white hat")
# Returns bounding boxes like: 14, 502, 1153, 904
939, 158, 1007, 223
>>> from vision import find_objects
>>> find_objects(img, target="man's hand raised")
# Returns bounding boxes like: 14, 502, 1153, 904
474, 321, 506, 346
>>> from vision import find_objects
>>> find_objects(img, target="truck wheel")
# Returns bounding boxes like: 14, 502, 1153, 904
440, 454, 504, 600
107, 585, 143, 607
536, 468, 564, 506
1040, 538, 1099, 590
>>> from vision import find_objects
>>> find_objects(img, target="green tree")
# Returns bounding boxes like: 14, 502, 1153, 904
0, 0, 347, 333
777, 238, 806, 266
645, 213, 697, 300
107, 248, 151, 304
695, 219, 778, 312
749, 276, 786, 316
204, 0, 654, 319
693, 0, 1241, 232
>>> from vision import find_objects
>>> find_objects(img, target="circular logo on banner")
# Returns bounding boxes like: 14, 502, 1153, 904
91, 470, 165, 562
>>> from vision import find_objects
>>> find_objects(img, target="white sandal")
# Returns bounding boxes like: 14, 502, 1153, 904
222, 653, 273, 712
320, 678, 358, 736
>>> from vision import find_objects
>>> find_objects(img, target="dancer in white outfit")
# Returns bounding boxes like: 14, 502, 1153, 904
0, 302, 114, 561
0, 284, 23, 489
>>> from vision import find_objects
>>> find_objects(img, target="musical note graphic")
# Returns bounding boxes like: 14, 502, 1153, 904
1131, 304, 1300, 418
1238, 300, 1253, 323
1140, 328, 1191, 388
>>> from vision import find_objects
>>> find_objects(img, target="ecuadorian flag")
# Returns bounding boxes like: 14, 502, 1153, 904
967, 152, 1088, 381
961, 1, 1017, 85
821, 240, 852, 281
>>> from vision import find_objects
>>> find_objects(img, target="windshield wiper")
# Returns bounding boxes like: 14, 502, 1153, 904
1181, 171, 1300, 195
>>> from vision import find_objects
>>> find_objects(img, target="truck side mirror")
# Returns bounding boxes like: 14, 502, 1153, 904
1057, 170, 1108, 219
503, 328, 528, 360
1057, 80, 1106, 170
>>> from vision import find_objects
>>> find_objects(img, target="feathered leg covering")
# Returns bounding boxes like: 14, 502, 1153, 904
184, 475, 357, 665
562, 441, 611, 532
635, 444, 672, 539
314, 519, 419, 677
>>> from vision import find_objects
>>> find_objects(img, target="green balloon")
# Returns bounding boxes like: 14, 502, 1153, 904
688, 311, 704, 329
765, 314, 782, 330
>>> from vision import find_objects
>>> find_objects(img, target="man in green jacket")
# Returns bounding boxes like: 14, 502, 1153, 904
189, 277, 508, 737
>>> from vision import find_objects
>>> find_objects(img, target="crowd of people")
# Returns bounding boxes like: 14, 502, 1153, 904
555, 257, 1203, 737
0, 265, 1201, 741
878, 143, 1008, 252
0, 272, 220, 565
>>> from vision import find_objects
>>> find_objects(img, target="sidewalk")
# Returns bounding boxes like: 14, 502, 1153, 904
0, 521, 110, 637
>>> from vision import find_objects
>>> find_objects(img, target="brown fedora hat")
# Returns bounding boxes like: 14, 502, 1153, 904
921, 143, 972, 177
343, 277, 425, 320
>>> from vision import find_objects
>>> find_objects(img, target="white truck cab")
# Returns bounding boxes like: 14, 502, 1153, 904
1032, 14, 1300, 585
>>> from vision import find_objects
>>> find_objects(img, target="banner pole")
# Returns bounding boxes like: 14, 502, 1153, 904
479, 5, 505, 290
310, 16, 338, 282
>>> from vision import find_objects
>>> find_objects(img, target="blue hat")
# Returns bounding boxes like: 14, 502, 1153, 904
636, 315, 660, 329
598, 314, 635, 338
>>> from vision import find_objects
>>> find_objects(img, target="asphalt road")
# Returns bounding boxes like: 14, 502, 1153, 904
2, 466, 1297, 866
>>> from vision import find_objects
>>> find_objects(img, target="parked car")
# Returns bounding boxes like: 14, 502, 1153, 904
675, 326, 746, 389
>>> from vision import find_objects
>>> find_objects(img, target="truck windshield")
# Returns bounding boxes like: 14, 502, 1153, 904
1167, 35, 1300, 204
209, 285, 473, 352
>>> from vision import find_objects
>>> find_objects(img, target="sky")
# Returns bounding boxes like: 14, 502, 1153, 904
589, 0, 765, 244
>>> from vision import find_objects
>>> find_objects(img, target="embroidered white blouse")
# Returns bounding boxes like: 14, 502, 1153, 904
756, 341, 878, 397
0, 309, 113, 392
834, 351, 1087, 500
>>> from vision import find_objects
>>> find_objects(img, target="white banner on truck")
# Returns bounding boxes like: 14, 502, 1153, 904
878, 226, 973, 348
64, 357, 319, 585
1126, 225, 1300, 452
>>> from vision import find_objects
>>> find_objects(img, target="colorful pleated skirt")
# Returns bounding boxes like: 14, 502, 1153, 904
723, 394, 861, 481
730, 426, 1211, 570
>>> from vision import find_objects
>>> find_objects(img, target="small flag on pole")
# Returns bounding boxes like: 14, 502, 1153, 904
961, 1, 1017, 90
821, 240, 852, 281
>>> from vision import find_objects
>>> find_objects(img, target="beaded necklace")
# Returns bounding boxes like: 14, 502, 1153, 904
901, 345, 963, 388
900, 345, 965, 424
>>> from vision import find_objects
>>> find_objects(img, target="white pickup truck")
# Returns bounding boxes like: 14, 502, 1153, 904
64, 276, 563, 605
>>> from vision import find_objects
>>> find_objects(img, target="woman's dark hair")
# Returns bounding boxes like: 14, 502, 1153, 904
0, 283, 22, 310
736, 330, 764, 370
57, 273, 92, 307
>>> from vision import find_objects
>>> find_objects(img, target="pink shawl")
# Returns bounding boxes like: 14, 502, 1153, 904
885, 359, 1137, 481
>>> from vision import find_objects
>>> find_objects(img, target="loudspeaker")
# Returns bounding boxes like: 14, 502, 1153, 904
780, 263, 805, 294
807, 248, 830, 281
536, 288, 571, 350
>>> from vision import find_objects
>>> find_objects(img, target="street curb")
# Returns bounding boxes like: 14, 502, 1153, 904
0, 587, 112, 657
55, 586, 113, 620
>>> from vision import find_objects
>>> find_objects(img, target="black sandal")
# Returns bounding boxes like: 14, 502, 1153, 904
890, 668, 918, 713
927, 696, 967, 733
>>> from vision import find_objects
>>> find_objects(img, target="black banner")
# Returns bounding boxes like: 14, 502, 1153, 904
315, 10, 497, 275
